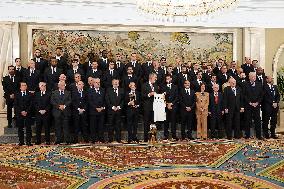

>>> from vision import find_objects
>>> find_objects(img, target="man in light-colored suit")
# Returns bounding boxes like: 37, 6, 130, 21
51, 81, 72, 144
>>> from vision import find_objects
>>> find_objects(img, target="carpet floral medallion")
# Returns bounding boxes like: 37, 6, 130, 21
0, 140, 283, 189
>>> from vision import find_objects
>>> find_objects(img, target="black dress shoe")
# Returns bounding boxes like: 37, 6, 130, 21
46, 142, 50, 145
18, 143, 24, 146
26, 143, 33, 146
271, 135, 279, 139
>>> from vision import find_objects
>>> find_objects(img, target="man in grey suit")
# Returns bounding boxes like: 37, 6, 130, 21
51, 81, 72, 144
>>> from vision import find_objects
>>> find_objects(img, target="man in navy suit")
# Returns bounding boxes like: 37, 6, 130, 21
34, 82, 51, 145
105, 79, 124, 143
33, 49, 48, 80
161, 75, 179, 140
208, 84, 224, 138
23, 60, 40, 94
262, 76, 280, 139
88, 78, 106, 143
14, 82, 33, 146
179, 80, 196, 140
72, 81, 88, 143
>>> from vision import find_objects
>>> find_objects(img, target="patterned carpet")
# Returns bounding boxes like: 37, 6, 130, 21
0, 139, 283, 189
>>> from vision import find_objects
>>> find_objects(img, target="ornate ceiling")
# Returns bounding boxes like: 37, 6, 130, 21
0, 0, 283, 27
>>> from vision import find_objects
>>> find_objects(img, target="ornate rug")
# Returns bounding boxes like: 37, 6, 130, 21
0, 140, 283, 188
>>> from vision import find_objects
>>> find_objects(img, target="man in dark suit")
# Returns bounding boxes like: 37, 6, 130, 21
14, 58, 27, 81
86, 60, 103, 80
241, 57, 255, 78
88, 78, 106, 143
228, 61, 238, 79
262, 76, 280, 139
33, 49, 48, 80
66, 59, 85, 84
223, 78, 244, 139
208, 84, 224, 138
115, 53, 125, 78
69, 73, 82, 92
179, 80, 196, 140
166, 65, 177, 85
51, 81, 72, 144
121, 66, 138, 91
126, 53, 142, 80
98, 50, 109, 72
103, 61, 119, 89
206, 74, 218, 93
34, 82, 51, 145
125, 82, 140, 143
150, 60, 165, 87
71, 81, 88, 143
177, 65, 191, 89
142, 53, 154, 82
44, 57, 63, 91
188, 63, 199, 80
14, 82, 33, 146
105, 79, 124, 143
256, 67, 266, 86
172, 57, 182, 75
161, 75, 179, 140
217, 65, 231, 87
2, 65, 20, 128
23, 60, 40, 95
191, 71, 204, 92
213, 59, 223, 76
243, 72, 263, 139
55, 47, 69, 72
142, 73, 159, 142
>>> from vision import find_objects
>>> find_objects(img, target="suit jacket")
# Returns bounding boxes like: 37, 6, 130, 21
177, 72, 191, 89
213, 67, 222, 76
50, 90, 72, 117
150, 67, 165, 86
209, 92, 223, 116
86, 69, 103, 80
243, 81, 263, 107
223, 86, 243, 113
195, 92, 209, 114
161, 83, 179, 110
115, 61, 125, 78
191, 79, 204, 92
15, 67, 27, 81
44, 67, 63, 91
121, 74, 138, 90
71, 89, 88, 113
256, 73, 266, 86
2, 75, 20, 99
66, 68, 85, 84
98, 58, 109, 72
262, 84, 280, 107
105, 87, 124, 111
33, 57, 48, 79
14, 91, 33, 117
142, 62, 154, 81
34, 91, 51, 114
87, 87, 105, 115
218, 73, 231, 86
141, 82, 159, 112
228, 69, 238, 79
23, 69, 40, 92
179, 88, 196, 112
241, 64, 255, 77
102, 69, 120, 89
125, 90, 141, 110
173, 67, 182, 76
56, 56, 69, 73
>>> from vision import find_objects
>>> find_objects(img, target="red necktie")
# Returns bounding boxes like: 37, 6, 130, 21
215, 95, 218, 104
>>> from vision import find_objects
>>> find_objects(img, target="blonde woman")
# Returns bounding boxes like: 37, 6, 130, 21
195, 83, 209, 139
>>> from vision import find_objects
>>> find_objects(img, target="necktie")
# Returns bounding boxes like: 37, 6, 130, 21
21, 92, 24, 96
11, 76, 14, 82
51, 67, 54, 74
41, 92, 43, 97
186, 89, 190, 95
79, 90, 82, 98
183, 74, 187, 80
114, 88, 118, 96
167, 84, 171, 89
232, 88, 236, 96
214, 93, 218, 104
117, 62, 120, 68
110, 70, 113, 76
150, 84, 154, 91
132, 62, 136, 68
74, 69, 77, 74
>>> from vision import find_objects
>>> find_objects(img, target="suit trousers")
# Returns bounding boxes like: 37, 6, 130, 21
54, 114, 70, 143
6, 98, 14, 126
196, 111, 208, 139
143, 109, 154, 142
17, 116, 31, 144
73, 112, 88, 142
225, 110, 241, 139
245, 106, 262, 139
127, 108, 139, 142
108, 111, 122, 142
262, 105, 278, 138
210, 114, 224, 138
35, 113, 50, 144
89, 113, 105, 142
164, 109, 177, 139
181, 110, 194, 139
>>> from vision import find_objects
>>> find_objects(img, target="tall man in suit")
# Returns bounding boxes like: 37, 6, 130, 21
14, 82, 33, 146
98, 49, 109, 72
51, 81, 72, 144
72, 81, 88, 143
142, 53, 154, 82
162, 75, 179, 140
208, 84, 224, 138
179, 80, 196, 140
228, 61, 238, 79
88, 78, 106, 143
66, 59, 85, 84
34, 82, 51, 145
23, 60, 40, 95
14, 58, 26, 81
243, 72, 263, 139
55, 47, 69, 72
103, 61, 119, 89
115, 53, 125, 78
150, 60, 165, 87
142, 73, 159, 142
223, 78, 244, 139
173, 57, 182, 75
125, 82, 140, 143
177, 65, 190, 89
241, 57, 255, 79
105, 79, 124, 143
218, 65, 230, 87
121, 66, 138, 91
86, 60, 103, 80
33, 49, 48, 80
44, 57, 63, 91
256, 67, 266, 86
2, 65, 20, 128
262, 76, 280, 139
126, 53, 142, 80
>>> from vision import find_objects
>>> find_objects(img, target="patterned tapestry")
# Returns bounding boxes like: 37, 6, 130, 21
32, 29, 233, 65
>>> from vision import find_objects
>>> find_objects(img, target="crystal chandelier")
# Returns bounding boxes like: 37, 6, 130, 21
137, 0, 239, 22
